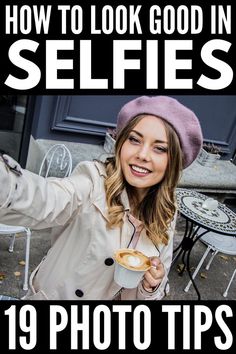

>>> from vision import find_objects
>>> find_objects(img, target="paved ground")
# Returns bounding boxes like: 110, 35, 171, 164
167, 215, 236, 301
0, 213, 235, 301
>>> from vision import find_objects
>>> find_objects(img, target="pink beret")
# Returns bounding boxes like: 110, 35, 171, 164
117, 96, 203, 168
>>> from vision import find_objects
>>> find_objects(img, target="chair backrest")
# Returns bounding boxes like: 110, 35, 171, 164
38, 144, 73, 178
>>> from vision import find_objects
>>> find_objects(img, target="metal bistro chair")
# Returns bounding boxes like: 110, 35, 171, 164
38, 143, 72, 178
0, 144, 72, 291
184, 227, 236, 297
0, 225, 31, 291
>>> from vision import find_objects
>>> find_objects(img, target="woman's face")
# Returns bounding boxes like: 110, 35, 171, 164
120, 115, 168, 201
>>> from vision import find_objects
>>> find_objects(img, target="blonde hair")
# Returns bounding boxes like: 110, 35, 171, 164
104, 115, 183, 245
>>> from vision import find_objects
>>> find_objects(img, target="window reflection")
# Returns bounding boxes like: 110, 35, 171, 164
0, 95, 28, 161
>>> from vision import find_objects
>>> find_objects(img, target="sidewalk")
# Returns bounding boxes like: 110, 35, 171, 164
167, 215, 236, 301
0, 214, 235, 301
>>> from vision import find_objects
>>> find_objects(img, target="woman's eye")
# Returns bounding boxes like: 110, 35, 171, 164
154, 146, 168, 153
128, 136, 140, 144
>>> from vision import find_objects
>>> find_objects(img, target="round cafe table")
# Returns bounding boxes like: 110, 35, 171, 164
174, 188, 236, 300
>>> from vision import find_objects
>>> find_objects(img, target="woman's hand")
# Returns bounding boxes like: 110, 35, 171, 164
0, 155, 13, 205
0, 154, 22, 176
142, 257, 165, 292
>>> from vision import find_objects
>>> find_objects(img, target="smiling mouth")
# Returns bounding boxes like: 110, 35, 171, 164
130, 165, 151, 175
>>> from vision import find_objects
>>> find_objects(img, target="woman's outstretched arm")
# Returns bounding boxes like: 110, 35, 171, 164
0, 154, 93, 229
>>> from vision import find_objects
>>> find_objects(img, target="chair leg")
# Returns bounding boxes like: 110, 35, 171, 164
223, 269, 236, 298
205, 250, 219, 270
8, 234, 16, 253
184, 245, 212, 292
23, 229, 31, 291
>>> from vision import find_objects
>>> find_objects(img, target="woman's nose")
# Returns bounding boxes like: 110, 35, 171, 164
136, 145, 151, 161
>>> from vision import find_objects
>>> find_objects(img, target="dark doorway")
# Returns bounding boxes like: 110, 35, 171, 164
0, 95, 30, 164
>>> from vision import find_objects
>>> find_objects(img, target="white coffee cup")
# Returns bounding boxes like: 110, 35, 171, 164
202, 198, 218, 211
114, 249, 151, 288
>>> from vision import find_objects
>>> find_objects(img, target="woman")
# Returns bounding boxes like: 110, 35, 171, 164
0, 96, 203, 300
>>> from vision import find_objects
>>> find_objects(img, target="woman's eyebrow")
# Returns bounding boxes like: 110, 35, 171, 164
131, 129, 168, 144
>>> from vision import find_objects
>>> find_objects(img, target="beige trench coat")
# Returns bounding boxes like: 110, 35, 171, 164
0, 157, 176, 300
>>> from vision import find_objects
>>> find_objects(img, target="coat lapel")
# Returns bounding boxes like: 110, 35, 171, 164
135, 229, 160, 258
120, 214, 135, 248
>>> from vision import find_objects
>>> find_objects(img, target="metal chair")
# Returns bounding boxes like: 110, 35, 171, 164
0, 143, 72, 291
0, 225, 31, 291
38, 143, 72, 178
184, 228, 236, 297
223, 268, 236, 297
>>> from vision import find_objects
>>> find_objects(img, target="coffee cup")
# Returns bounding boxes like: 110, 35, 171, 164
114, 248, 151, 288
202, 198, 218, 211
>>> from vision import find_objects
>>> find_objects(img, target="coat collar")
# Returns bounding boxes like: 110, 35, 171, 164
94, 160, 107, 177
120, 189, 130, 211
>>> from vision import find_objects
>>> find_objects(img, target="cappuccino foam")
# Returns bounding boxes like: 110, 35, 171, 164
114, 249, 151, 271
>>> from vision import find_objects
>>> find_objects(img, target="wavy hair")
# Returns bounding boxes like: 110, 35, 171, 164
104, 115, 183, 245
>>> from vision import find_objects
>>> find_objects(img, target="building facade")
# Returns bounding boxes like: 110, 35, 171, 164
0, 95, 235, 169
